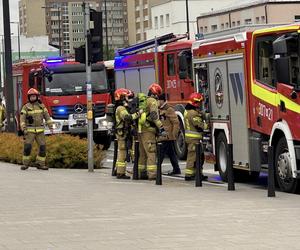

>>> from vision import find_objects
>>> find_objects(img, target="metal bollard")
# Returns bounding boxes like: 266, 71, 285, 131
268, 146, 276, 197
112, 139, 118, 176
195, 143, 202, 187
132, 140, 139, 180
156, 143, 162, 185
227, 144, 235, 191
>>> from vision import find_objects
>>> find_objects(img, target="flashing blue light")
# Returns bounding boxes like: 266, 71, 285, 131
45, 57, 65, 64
58, 108, 66, 114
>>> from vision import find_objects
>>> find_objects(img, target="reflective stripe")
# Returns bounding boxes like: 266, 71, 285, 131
147, 165, 157, 171
116, 161, 126, 167
27, 128, 45, 133
185, 168, 195, 175
22, 156, 30, 160
185, 130, 202, 139
27, 110, 43, 115
138, 164, 146, 170
36, 156, 46, 162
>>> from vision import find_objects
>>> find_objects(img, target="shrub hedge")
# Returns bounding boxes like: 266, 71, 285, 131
0, 133, 105, 169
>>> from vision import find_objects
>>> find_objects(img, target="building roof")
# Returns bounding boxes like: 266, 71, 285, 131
198, 0, 300, 18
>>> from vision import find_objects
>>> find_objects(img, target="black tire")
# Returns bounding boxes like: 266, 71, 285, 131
274, 137, 299, 193
215, 132, 228, 182
94, 135, 111, 150
174, 118, 187, 160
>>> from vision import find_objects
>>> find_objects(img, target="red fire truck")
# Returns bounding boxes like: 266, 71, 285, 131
114, 33, 194, 159
12, 58, 114, 149
191, 23, 300, 193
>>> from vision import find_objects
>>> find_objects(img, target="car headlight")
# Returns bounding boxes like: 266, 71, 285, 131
52, 122, 61, 130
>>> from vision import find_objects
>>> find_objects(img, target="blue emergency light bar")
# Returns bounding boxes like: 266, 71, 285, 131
44, 57, 66, 64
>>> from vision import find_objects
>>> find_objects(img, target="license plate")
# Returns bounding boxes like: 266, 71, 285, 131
73, 113, 87, 119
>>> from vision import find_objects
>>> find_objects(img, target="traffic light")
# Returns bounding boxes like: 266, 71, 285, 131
89, 9, 103, 63
74, 9, 103, 64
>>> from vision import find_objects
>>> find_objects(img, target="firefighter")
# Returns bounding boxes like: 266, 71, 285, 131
158, 93, 181, 175
138, 83, 166, 180
20, 88, 53, 170
114, 88, 140, 179
184, 92, 207, 181
0, 97, 6, 131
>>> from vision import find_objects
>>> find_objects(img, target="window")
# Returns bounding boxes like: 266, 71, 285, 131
232, 21, 235, 27
167, 54, 175, 76
261, 16, 265, 23
237, 21, 240, 26
211, 24, 217, 31
295, 15, 300, 22
225, 22, 229, 28
256, 17, 260, 23
166, 14, 170, 27
204, 26, 208, 33
245, 19, 252, 25
255, 36, 276, 86
160, 15, 164, 28
221, 23, 224, 30
154, 16, 158, 29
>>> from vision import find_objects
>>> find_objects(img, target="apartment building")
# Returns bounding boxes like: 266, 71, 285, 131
197, 0, 300, 35
19, 0, 128, 55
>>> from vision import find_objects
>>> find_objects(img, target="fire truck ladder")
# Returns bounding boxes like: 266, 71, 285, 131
116, 33, 187, 56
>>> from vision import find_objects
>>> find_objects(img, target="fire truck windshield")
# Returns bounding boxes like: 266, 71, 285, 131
44, 70, 107, 96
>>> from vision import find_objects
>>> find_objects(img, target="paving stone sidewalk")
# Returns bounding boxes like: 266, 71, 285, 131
0, 161, 300, 250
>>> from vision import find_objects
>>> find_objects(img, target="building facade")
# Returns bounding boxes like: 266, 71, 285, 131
146, 0, 237, 41
19, 0, 128, 56
19, 0, 46, 37
197, 0, 300, 35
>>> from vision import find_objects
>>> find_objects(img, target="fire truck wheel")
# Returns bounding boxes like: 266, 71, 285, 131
175, 119, 187, 160
275, 137, 299, 193
216, 132, 228, 182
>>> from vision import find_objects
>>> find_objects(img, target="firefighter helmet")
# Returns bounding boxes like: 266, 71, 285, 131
114, 88, 133, 101
148, 83, 162, 96
188, 92, 203, 107
27, 88, 40, 96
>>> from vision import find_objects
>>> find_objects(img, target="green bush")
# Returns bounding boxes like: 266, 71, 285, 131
0, 133, 105, 169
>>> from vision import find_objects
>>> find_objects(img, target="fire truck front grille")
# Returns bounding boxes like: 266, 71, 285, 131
51, 103, 106, 120
94, 103, 106, 117
51, 106, 75, 120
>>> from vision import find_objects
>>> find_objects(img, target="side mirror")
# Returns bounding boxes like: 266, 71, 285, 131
29, 72, 35, 88
274, 56, 290, 85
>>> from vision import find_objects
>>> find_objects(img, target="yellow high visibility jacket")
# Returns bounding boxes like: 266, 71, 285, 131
0, 104, 6, 128
115, 105, 139, 137
140, 97, 162, 133
184, 109, 204, 141
20, 102, 53, 133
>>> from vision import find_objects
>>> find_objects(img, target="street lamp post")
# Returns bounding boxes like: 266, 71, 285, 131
185, 0, 190, 40
42, 6, 62, 56
10, 22, 21, 61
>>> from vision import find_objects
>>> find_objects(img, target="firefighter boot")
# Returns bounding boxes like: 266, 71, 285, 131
117, 174, 131, 179
20, 165, 29, 170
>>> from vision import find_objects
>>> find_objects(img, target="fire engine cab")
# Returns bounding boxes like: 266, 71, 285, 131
192, 24, 300, 193
13, 58, 114, 149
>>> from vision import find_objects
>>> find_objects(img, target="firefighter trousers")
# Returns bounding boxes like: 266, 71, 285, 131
23, 132, 46, 167
185, 139, 204, 177
138, 131, 157, 179
116, 134, 127, 175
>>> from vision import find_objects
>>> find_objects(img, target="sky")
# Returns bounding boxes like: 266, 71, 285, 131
0, 0, 257, 35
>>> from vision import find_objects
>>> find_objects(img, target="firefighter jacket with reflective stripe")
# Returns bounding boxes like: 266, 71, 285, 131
158, 103, 179, 141
184, 109, 204, 140
0, 104, 6, 127
20, 102, 53, 133
115, 105, 138, 137
140, 97, 162, 132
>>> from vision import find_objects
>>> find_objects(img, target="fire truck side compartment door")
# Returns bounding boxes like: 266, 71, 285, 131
227, 58, 250, 168
208, 61, 230, 120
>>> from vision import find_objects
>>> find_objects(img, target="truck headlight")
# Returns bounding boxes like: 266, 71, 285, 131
52, 122, 61, 130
